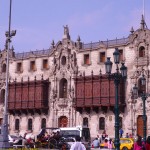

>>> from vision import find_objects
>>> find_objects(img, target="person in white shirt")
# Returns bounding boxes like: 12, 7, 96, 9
70, 135, 86, 150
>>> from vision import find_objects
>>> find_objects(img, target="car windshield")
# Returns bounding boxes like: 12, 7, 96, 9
60, 130, 80, 138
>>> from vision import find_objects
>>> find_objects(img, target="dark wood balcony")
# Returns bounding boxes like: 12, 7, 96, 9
8, 79, 49, 115
74, 74, 126, 113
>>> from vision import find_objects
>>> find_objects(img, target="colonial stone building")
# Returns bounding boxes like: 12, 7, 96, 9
0, 16, 150, 138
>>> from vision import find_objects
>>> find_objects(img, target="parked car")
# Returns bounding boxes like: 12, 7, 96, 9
100, 138, 134, 150
8, 135, 19, 146
120, 138, 134, 150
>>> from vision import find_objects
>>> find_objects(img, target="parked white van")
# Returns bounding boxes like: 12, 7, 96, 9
60, 126, 91, 149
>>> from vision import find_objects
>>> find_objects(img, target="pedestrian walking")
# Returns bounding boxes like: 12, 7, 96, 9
119, 128, 124, 138
108, 138, 113, 149
126, 133, 129, 138
70, 135, 86, 150
92, 137, 100, 148
146, 136, 150, 150
134, 135, 145, 150
103, 138, 108, 148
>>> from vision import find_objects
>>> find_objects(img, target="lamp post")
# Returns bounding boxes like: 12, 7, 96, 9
105, 48, 127, 150
0, 0, 16, 148
133, 74, 147, 144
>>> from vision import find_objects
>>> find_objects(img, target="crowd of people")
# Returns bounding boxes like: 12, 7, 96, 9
91, 129, 150, 150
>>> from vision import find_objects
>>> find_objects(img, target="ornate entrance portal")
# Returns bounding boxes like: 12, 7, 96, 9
137, 115, 147, 137
58, 116, 68, 127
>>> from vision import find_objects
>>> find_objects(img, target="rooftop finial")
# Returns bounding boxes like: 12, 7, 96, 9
62, 25, 70, 40
141, 14, 145, 29
51, 40, 55, 48
130, 27, 134, 34
77, 35, 81, 42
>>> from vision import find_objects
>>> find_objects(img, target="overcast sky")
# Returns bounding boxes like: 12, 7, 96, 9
0, 0, 150, 53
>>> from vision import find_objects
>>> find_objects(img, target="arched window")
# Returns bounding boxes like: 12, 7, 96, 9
59, 78, 67, 98
119, 117, 122, 128
28, 119, 32, 131
2, 64, 6, 73
0, 89, 5, 104
41, 118, 46, 129
138, 78, 146, 96
15, 119, 20, 130
99, 117, 105, 130
139, 46, 145, 57
83, 117, 88, 127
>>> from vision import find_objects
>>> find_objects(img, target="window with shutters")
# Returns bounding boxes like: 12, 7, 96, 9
99, 117, 105, 130
41, 118, 46, 129
59, 78, 67, 98
17, 62, 22, 72
100, 52, 105, 63
15, 119, 20, 130
119, 117, 122, 128
0, 89, 5, 104
30, 61, 36, 71
139, 46, 145, 57
119, 49, 123, 61
84, 54, 90, 65
83, 117, 88, 127
138, 78, 146, 96
43, 59, 48, 69
28, 118, 32, 131
2, 64, 6, 73
0, 118, 3, 126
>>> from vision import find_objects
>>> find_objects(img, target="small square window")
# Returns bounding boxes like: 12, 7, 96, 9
100, 52, 105, 63
43, 59, 48, 69
30, 61, 36, 71
84, 54, 90, 65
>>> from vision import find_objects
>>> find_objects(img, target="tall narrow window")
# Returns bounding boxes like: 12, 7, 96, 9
59, 78, 67, 98
0, 118, 3, 126
100, 52, 105, 63
43, 59, 48, 69
17, 62, 22, 72
119, 49, 123, 61
139, 46, 145, 57
28, 119, 32, 131
119, 117, 122, 128
30, 61, 36, 71
83, 117, 88, 127
41, 118, 46, 129
0, 89, 5, 104
2, 64, 6, 73
15, 119, 20, 130
99, 117, 105, 130
138, 78, 146, 96
84, 54, 90, 65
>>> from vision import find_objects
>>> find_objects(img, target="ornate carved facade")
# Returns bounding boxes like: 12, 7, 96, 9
0, 17, 150, 138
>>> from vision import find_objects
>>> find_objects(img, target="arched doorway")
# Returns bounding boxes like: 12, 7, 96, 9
137, 115, 147, 137
58, 116, 68, 127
